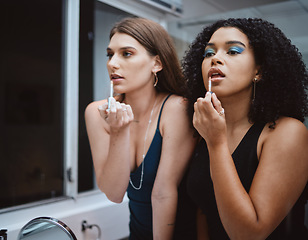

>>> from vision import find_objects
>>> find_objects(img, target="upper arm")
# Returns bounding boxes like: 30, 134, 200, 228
249, 118, 308, 231
153, 96, 197, 194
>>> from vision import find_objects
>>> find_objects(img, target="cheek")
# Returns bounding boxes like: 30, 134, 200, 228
137, 60, 152, 75
229, 56, 256, 78
107, 65, 112, 74
201, 59, 210, 87
127, 60, 153, 81
201, 59, 209, 79
228, 67, 255, 90
241, 55, 258, 76
243, 66, 258, 82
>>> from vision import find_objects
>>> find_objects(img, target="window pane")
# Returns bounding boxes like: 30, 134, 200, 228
78, 0, 94, 192
0, 0, 63, 209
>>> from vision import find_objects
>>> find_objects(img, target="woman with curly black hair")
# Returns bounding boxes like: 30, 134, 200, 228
183, 18, 308, 239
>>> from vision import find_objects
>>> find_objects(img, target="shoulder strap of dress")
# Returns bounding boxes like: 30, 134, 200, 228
156, 94, 172, 129
250, 121, 266, 138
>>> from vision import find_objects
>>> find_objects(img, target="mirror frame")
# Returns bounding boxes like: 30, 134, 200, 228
18, 216, 77, 240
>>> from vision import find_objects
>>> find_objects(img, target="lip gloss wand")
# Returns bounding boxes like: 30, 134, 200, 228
208, 77, 212, 93
108, 81, 113, 109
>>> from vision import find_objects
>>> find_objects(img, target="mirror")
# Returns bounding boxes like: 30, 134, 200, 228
18, 217, 77, 240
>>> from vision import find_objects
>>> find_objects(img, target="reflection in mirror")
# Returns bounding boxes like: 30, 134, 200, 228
18, 217, 77, 240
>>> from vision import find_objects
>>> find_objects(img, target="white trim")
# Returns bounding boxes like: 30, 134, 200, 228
63, 0, 80, 197
137, 0, 182, 17
98, 0, 170, 22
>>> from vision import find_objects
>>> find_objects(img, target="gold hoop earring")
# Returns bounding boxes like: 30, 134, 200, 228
154, 72, 158, 87
253, 77, 258, 101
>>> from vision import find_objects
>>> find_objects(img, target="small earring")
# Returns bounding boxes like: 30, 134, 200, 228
253, 77, 258, 101
154, 72, 158, 87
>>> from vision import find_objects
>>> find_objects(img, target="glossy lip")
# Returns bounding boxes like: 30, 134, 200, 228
208, 68, 225, 82
110, 73, 124, 83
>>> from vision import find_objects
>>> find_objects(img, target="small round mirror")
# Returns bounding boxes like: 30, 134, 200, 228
18, 217, 77, 240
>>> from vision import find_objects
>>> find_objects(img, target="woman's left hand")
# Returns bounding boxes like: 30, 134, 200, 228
193, 92, 227, 146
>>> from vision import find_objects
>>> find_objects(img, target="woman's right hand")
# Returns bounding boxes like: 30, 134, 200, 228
97, 97, 134, 131
193, 92, 227, 147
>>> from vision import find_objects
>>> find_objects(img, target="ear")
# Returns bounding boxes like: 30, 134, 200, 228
152, 55, 163, 74
254, 66, 262, 82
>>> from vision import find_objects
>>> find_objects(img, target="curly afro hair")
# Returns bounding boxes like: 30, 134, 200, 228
182, 18, 308, 128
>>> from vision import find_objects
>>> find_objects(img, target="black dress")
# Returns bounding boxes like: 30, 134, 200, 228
186, 122, 308, 240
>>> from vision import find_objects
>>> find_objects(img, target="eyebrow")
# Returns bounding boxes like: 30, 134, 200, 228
206, 41, 246, 47
106, 46, 137, 51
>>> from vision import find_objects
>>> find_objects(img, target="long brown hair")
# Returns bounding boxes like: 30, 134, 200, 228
110, 17, 186, 96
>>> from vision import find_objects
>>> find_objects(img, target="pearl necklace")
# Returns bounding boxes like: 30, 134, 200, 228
129, 98, 157, 190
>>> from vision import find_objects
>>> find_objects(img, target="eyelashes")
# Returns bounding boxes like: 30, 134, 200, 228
106, 51, 133, 60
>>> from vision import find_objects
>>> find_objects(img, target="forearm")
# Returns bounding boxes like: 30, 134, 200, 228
152, 190, 178, 240
197, 208, 210, 240
98, 127, 131, 202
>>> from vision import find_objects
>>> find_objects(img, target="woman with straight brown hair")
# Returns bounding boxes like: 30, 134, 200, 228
85, 17, 196, 239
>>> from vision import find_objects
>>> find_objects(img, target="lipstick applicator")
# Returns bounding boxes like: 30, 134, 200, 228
208, 77, 212, 93
108, 81, 113, 109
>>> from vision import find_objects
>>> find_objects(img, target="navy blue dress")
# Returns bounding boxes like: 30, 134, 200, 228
186, 122, 308, 239
127, 95, 171, 240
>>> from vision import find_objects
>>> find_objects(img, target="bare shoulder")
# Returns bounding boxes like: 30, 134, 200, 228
260, 117, 308, 165
85, 99, 107, 116
162, 95, 188, 114
84, 99, 108, 131
160, 95, 192, 135
161, 95, 189, 124
265, 117, 308, 140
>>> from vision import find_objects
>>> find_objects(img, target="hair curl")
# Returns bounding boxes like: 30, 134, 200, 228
182, 18, 308, 127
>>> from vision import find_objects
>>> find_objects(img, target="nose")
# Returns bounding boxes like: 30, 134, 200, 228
211, 53, 224, 66
107, 55, 120, 69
